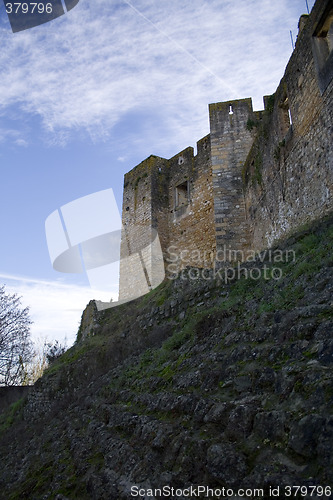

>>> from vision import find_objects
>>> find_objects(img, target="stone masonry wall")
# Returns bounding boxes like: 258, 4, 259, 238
244, 0, 333, 250
119, 139, 216, 299
119, 155, 168, 301
209, 99, 255, 260
165, 137, 216, 273
119, 0, 332, 298
0, 386, 31, 415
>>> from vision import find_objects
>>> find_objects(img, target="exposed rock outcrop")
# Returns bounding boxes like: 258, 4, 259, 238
0, 215, 332, 499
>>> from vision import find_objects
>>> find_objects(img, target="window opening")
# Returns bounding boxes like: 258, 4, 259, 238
314, 10, 333, 61
175, 181, 189, 209
288, 108, 293, 126
312, 6, 333, 93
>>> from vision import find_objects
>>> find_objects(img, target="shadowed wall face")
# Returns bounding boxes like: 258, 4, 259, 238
244, 0, 333, 250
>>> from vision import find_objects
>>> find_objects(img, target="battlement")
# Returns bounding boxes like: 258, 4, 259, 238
119, 0, 333, 301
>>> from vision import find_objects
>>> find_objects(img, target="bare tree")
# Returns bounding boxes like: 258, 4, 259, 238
25, 339, 67, 385
0, 285, 33, 386
24, 339, 49, 385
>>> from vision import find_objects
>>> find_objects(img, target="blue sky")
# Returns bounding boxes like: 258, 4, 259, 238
0, 0, 315, 346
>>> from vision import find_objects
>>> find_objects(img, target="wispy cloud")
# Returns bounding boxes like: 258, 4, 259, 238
0, 0, 314, 153
0, 0, 316, 349
15, 138, 28, 147
0, 126, 28, 145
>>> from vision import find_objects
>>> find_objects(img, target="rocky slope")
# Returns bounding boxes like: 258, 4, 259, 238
0, 216, 332, 499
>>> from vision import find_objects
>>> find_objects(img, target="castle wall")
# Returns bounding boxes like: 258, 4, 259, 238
119, 155, 168, 300
0, 386, 31, 415
119, 0, 332, 299
165, 138, 216, 272
244, 0, 333, 250
119, 138, 216, 298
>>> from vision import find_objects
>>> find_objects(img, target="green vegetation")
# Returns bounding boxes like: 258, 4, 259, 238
39, 215, 333, 399
33, 215, 333, 396
8, 454, 90, 500
0, 214, 332, 498
273, 139, 286, 162
0, 397, 25, 432
140, 278, 171, 307
87, 451, 104, 470
265, 93, 275, 114
43, 343, 89, 376
246, 118, 259, 131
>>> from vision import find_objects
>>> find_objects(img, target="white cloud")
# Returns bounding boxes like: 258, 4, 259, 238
0, 0, 315, 152
15, 138, 28, 147
0, 126, 28, 145
0, 0, 317, 355
0, 273, 98, 347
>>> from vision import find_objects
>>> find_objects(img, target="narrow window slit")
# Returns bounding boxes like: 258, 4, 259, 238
288, 108, 293, 126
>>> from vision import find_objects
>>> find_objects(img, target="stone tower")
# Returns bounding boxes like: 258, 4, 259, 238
118, 0, 333, 302
119, 98, 257, 300
209, 99, 255, 260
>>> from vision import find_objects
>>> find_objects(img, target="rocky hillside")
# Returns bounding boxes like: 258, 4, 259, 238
0, 215, 332, 499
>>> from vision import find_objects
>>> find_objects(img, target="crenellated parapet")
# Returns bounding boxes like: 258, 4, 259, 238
119, 0, 333, 300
